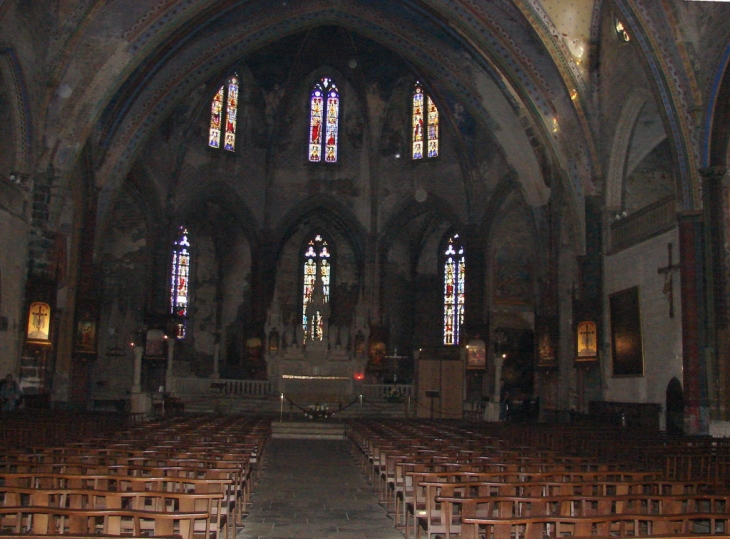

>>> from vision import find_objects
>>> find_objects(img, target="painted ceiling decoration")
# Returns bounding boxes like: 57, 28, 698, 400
13, 0, 701, 232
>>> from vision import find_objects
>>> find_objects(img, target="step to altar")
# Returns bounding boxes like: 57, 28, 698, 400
271, 420, 345, 440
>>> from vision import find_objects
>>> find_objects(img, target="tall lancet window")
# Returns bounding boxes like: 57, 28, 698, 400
302, 234, 331, 342
308, 77, 339, 163
170, 226, 191, 339
412, 82, 439, 159
443, 234, 465, 346
208, 75, 239, 152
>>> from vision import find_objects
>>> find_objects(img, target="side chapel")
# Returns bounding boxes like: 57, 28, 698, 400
1, 0, 730, 434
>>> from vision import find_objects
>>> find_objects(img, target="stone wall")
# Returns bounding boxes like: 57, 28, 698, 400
0, 179, 30, 375
603, 228, 683, 419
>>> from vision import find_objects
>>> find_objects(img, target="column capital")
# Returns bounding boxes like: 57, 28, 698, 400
699, 167, 727, 182
677, 210, 704, 224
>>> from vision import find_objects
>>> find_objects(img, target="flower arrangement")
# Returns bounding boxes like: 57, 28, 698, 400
305, 403, 331, 420
386, 387, 406, 403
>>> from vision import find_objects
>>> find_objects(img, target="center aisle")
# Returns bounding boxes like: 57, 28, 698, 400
242, 439, 404, 539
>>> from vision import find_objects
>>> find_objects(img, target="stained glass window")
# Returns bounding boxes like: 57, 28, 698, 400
208, 76, 239, 152
302, 234, 331, 343
443, 234, 465, 346
413, 82, 439, 160
209, 86, 224, 149
309, 77, 339, 163
170, 226, 190, 339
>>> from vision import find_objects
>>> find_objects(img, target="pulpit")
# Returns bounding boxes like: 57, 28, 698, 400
416, 347, 464, 419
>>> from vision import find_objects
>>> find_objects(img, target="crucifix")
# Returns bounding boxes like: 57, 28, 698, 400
578, 321, 596, 356
31, 304, 47, 333
657, 242, 681, 318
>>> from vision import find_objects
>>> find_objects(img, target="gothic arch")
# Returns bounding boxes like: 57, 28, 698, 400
607, 0, 701, 211
605, 88, 652, 209
0, 47, 31, 175
177, 181, 260, 249
704, 42, 730, 168
379, 193, 462, 264
272, 194, 367, 273
477, 173, 528, 251
666, 377, 684, 434
82, 3, 563, 231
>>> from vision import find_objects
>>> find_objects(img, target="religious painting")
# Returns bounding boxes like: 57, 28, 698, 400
27, 302, 51, 343
537, 332, 556, 366
609, 286, 644, 376
144, 328, 167, 358
369, 341, 386, 367
76, 319, 96, 353
535, 317, 557, 368
576, 321, 598, 361
493, 257, 533, 305
268, 329, 279, 352
466, 339, 486, 369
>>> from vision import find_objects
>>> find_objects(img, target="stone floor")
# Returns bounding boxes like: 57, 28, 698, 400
240, 439, 404, 539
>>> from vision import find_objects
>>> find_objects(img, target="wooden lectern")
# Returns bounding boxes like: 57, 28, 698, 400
416, 347, 463, 419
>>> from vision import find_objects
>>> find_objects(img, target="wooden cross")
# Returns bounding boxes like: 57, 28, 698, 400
31, 304, 47, 332
657, 242, 681, 318
580, 324, 595, 352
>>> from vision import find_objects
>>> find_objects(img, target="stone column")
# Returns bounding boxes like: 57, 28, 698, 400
678, 211, 709, 434
493, 354, 504, 402
212, 342, 220, 380
700, 167, 729, 420
132, 345, 143, 393
484, 353, 505, 421
130, 345, 150, 414
165, 338, 175, 393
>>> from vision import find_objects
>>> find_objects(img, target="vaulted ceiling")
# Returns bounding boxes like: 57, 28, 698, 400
0, 0, 711, 239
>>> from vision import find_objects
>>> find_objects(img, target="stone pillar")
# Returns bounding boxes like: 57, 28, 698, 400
700, 167, 729, 420
212, 342, 220, 380
132, 345, 143, 393
165, 338, 175, 393
485, 353, 505, 421
130, 345, 150, 415
678, 211, 709, 434
493, 354, 504, 402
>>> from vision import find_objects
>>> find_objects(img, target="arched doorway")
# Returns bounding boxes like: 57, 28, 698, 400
666, 377, 684, 434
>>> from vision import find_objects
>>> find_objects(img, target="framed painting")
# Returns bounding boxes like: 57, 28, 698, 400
576, 321, 598, 362
76, 319, 97, 353
27, 302, 51, 343
466, 339, 486, 370
609, 286, 644, 376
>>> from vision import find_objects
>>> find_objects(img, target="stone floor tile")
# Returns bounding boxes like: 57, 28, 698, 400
240, 439, 402, 539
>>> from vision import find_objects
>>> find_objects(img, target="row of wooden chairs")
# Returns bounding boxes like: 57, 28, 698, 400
0, 414, 271, 538
346, 419, 730, 539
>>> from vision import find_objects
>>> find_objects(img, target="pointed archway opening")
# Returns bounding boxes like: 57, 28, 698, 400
666, 377, 684, 434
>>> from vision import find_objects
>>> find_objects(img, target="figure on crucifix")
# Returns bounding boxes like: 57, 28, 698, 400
576, 321, 597, 359
27, 302, 50, 341
657, 242, 681, 318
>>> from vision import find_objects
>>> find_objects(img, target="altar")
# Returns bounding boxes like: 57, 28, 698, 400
263, 274, 369, 401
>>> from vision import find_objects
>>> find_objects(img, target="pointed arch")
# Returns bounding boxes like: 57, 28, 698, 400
0, 47, 31, 173
605, 88, 656, 209
177, 182, 260, 248
274, 195, 366, 271
704, 42, 730, 168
